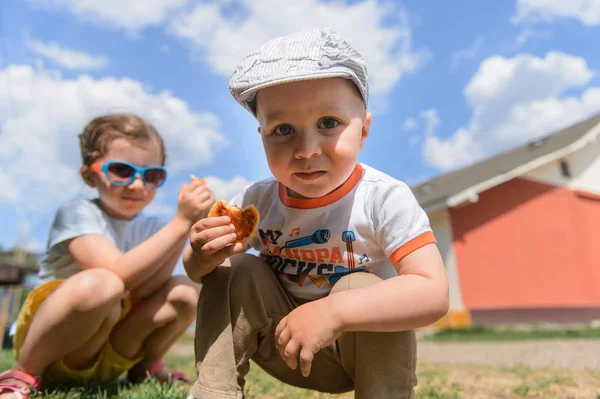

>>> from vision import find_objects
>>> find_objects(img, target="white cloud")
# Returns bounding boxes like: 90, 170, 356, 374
424, 129, 483, 171
423, 52, 600, 171
496, 88, 600, 140
0, 171, 19, 203
423, 52, 600, 170
0, 64, 227, 216
204, 175, 253, 202
25, 38, 108, 70
464, 52, 594, 140
402, 117, 417, 131
15, 217, 46, 253
450, 37, 485, 71
168, 0, 429, 99
420, 108, 484, 171
513, 0, 600, 26
25, 239, 46, 254
512, 28, 550, 50
419, 108, 440, 137
29, 0, 191, 32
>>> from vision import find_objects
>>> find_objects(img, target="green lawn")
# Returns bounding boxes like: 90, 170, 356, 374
0, 350, 192, 398
1, 340, 599, 398
0, 349, 350, 399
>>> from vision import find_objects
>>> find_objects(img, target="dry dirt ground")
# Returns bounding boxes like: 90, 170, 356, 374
417, 339, 600, 370
172, 338, 600, 370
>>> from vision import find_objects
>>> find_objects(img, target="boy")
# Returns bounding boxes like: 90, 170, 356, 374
184, 27, 449, 399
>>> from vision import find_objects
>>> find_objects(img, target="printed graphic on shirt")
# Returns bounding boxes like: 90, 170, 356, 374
259, 227, 369, 288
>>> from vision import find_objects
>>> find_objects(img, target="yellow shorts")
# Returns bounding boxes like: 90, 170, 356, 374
13, 280, 143, 383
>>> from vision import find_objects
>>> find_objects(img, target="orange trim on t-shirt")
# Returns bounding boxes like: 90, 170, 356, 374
279, 164, 363, 209
389, 231, 436, 265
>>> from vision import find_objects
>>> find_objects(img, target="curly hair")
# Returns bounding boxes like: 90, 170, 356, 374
78, 114, 166, 166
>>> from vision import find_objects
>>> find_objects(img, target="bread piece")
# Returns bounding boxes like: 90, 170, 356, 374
190, 174, 206, 184
208, 200, 260, 242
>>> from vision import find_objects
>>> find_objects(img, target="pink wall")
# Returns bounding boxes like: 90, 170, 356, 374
449, 178, 600, 309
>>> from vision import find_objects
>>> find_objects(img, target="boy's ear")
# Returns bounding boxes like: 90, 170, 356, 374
360, 112, 372, 149
80, 166, 96, 187
257, 126, 262, 135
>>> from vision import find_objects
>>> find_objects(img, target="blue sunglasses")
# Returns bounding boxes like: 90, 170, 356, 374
91, 160, 168, 189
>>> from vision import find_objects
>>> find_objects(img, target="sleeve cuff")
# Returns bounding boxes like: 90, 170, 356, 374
389, 231, 436, 264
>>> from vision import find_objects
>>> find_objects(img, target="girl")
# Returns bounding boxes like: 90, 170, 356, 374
0, 114, 213, 398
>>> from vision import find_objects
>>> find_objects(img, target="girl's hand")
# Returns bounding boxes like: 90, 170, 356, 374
176, 179, 215, 223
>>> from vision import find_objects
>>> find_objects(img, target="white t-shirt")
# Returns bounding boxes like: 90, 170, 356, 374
231, 163, 436, 300
37, 198, 166, 285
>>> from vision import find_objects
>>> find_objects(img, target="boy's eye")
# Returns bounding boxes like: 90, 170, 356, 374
318, 118, 339, 129
273, 124, 294, 136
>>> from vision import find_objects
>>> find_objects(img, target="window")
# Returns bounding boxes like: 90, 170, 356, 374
560, 160, 571, 178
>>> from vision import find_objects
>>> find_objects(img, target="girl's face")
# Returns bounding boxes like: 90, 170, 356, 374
85, 138, 163, 220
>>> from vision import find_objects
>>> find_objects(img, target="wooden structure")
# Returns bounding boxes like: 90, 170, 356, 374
0, 249, 39, 347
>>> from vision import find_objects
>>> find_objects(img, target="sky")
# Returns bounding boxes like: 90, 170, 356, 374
1, 0, 600, 276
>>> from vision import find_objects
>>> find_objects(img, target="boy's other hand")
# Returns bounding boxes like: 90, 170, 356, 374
183, 216, 246, 282
274, 298, 342, 377
177, 179, 215, 224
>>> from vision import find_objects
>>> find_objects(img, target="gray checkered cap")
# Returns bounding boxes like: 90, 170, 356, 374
229, 27, 369, 116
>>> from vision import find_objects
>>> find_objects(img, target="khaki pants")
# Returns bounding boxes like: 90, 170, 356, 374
190, 254, 417, 399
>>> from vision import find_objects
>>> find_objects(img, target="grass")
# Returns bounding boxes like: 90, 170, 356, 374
425, 324, 600, 342
0, 350, 193, 399
0, 339, 599, 398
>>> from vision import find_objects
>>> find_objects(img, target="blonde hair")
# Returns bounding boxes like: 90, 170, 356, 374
78, 114, 166, 166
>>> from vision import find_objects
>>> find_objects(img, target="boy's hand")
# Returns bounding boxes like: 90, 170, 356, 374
274, 298, 342, 377
177, 179, 215, 223
185, 216, 247, 281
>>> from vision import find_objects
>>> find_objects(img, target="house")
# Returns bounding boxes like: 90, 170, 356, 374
412, 113, 600, 327
0, 250, 39, 347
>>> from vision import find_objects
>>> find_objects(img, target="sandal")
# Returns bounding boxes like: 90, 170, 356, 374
0, 369, 42, 399
127, 360, 190, 384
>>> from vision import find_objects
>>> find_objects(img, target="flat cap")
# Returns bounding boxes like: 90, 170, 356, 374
229, 27, 369, 115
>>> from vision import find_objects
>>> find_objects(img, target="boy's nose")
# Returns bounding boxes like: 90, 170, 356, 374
294, 132, 322, 159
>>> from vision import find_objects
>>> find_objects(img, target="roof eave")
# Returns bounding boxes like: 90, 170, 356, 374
422, 198, 450, 213
442, 121, 600, 209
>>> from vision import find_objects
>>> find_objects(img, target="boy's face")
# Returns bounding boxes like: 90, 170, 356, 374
256, 78, 371, 199
85, 138, 162, 219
